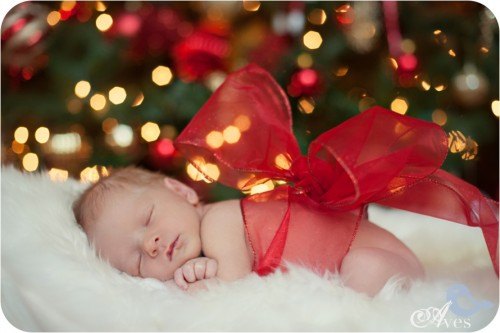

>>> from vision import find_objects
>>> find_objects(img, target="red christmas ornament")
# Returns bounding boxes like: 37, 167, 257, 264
149, 138, 176, 169
173, 23, 231, 82
108, 4, 188, 61
287, 68, 323, 97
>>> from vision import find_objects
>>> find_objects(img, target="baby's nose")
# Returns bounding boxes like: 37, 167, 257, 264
143, 235, 163, 258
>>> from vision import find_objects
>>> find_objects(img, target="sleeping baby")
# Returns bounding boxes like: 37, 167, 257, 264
73, 166, 424, 296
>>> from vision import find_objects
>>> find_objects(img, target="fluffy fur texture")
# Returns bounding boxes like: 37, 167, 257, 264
1, 166, 498, 331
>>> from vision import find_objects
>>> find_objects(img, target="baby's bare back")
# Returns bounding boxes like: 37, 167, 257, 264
201, 200, 422, 284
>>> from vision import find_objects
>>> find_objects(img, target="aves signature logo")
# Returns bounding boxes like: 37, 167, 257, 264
410, 284, 494, 329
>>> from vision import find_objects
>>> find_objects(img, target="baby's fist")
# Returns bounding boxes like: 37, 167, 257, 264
174, 257, 217, 290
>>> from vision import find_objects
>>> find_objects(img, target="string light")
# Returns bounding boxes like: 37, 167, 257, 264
420, 80, 431, 91
434, 84, 447, 91
141, 122, 160, 142
298, 97, 315, 114
96, 13, 113, 32
132, 92, 144, 107
61, 1, 76, 11
492, 100, 500, 117
74, 80, 91, 98
22, 153, 39, 172
35, 127, 50, 144
431, 109, 447, 126
297, 53, 313, 68
250, 180, 275, 195
80, 166, 100, 183
307, 9, 327, 25
206, 131, 224, 149
480, 46, 489, 54
222, 126, 241, 144
11, 140, 24, 154
390, 97, 409, 115
447, 130, 478, 160
50, 132, 81, 154
47, 11, 61, 26
152, 66, 173, 86
448, 49, 456, 57
48, 168, 69, 182
14, 127, 29, 144
95, 1, 106, 11
303, 31, 323, 50
233, 114, 252, 132
90, 93, 107, 111
274, 153, 292, 170
111, 124, 134, 147
108, 86, 127, 105
334, 66, 349, 77
243, 1, 260, 12
186, 158, 220, 183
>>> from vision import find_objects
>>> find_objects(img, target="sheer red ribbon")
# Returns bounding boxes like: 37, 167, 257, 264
175, 64, 499, 275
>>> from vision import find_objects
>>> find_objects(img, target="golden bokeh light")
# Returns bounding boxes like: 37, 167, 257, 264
90, 93, 107, 111
234, 114, 252, 132
35, 127, 50, 144
223, 126, 241, 144
48, 168, 69, 182
111, 124, 134, 147
96, 13, 113, 32
308, 8, 327, 25
74, 80, 91, 98
448, 49, 456, 57
390, 97, 409, 115
152, 66, 173, 86
11, 140, 24, 154
61, 1, 76, 11
80, 166, 100, 183
243, 0, 260, 11
108, 86, 127, 105
298, 97, 315, 114
297, 53, 313, 68
388, 57, 398, 70
50, 132, 82, 154
132, 92, 144, 107
491, 100, 500, 117
141, 122, 161, 142
206, 131, 224, 149
400, 39, 416, 54
47, 11, 61, 26
334, 66, 349, 77
274, 153, 292, 170
431, 109, 447, 126
186, 159, 220, 183
448, 130, 467, 153
95, 1, 106, 11
22, 153, 39, 172
250, 180, 275, 195
420, 80, 431, 91
14, 127, 29, 144
102, 117, 118, 134
303, 31, 323, 50
434, 84, 447, 92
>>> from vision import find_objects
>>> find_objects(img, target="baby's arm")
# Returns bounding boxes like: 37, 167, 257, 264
200, 200, 253, 281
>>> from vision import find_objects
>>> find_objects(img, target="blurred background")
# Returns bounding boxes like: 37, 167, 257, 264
1, 1, 498, 201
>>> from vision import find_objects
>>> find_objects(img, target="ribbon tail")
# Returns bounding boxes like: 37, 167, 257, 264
255, 196, 292, 276
377, 169, 499, 275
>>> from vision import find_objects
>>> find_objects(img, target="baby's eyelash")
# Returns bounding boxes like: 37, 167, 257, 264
145, 205, 154, 226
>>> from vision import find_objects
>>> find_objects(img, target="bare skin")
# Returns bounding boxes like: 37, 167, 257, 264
86, 177, 424, 296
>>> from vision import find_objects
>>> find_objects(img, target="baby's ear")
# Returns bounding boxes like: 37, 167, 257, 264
163, 178, 199, 205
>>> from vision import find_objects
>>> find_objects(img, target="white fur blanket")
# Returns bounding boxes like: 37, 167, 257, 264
1, 166, 498, 331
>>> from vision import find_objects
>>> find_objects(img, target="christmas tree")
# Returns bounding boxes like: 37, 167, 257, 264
1, 1, 498, 201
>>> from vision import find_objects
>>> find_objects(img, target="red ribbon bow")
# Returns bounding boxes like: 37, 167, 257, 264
175, 64, 499, 275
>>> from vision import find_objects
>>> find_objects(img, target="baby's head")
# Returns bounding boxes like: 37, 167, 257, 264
73, 167, 202, 281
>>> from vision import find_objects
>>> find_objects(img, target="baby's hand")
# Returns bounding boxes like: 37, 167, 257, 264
174, 257, 217, 290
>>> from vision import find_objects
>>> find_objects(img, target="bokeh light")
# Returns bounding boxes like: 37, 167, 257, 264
303, 31, 323, 50
152, 66, 173, 86
14, 127, 29, 144
90, 93, 107, 111
96, 13, 113, 32
141, 122, 161, 142
390, 97, 409, 115
22, 153, 39, 172
35, 127, 50, 143
108, 86, 127, 105
74, 80, 91, 98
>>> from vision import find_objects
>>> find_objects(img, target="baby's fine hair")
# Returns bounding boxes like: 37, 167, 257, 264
72, 167, 164, 230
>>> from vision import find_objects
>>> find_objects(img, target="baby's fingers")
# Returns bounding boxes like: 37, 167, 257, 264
182, 263, 196, 283
194, 260, 206, 280
174, 268, 188, 290
205, 259, 218, 279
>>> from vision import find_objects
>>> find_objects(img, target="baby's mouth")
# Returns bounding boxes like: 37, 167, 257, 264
166, 235, 180, 261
